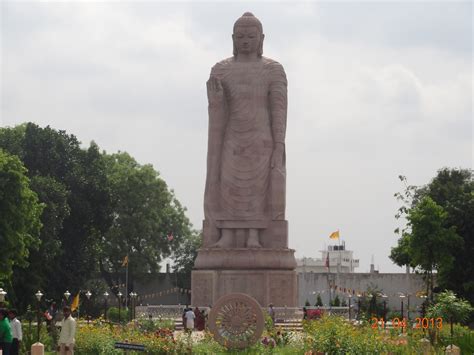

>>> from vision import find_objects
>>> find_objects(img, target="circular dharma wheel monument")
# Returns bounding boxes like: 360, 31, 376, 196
208, 293, 265, 349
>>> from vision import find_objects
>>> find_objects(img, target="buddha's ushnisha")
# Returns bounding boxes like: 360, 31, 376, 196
204, 12, 287, 248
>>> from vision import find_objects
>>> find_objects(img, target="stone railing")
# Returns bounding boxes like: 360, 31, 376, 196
136, 305, 350, 322
136, 305, 189, 320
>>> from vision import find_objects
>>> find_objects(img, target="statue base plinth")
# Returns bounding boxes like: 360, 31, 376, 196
191, 269, 297, 307
194, 248, 297, 270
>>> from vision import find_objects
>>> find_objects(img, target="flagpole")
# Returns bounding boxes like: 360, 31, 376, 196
125, 254, 129, 310
338, 231, 341, 273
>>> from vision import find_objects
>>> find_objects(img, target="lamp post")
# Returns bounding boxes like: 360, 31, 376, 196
35, 290, 43, 342
381, 294, 388, 327
0, 288, 7, 307
399, 293, 406, 319
419, 294, 428, 317
117, 292, 122, 324
418, 294, 428, 336
357, 294, 362, 320
85, 291, 92, 323
103, 291, 109, 320
348, 294, 352, 321
407, 293, 411, 321
367, 293, 373, 317
64, 290, 71, 303
129, 292, 137, 320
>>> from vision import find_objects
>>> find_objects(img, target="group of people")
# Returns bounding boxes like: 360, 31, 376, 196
182, 306, 207, 332
303, 306, 323, 320
0, 306, 76, 355
0, 309, 21, 355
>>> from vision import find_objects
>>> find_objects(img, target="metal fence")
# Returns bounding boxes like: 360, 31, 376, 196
136, 305, 350, 322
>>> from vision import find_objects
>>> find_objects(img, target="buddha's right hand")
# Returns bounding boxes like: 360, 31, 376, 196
207, 76, 225, 107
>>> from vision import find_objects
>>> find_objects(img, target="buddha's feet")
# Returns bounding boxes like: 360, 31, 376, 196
246, 232, 262, 248
210, 231, 233, 248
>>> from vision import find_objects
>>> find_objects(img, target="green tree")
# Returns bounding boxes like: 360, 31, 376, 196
172, 232, 201, 275
422, 169, 474, 304
11, 175, 70, 310
390, 170, 469, 300
315, 294, 323, 307
426, 290, 473, 342
99, 152, 193, 298
0, 123, 112, 306
1, 123, 196, 310
407, 196, 461, 297
0, 149, 43, 282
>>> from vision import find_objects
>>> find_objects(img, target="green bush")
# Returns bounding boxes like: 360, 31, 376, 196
76, 322, 178, 354
303, 315, 422, 354
315, 294, 323, 307
106, 307, 130, 323
21, 321, 54, 353
135, 318, 175, 332
438, 323, 474, 353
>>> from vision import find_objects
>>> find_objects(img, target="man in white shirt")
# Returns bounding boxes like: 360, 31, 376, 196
184, 308, 195, 333
8, 309, 22, 355
57, 306, 76, 355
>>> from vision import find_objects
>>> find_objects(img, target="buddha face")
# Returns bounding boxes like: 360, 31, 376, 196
233, 26, 262, 55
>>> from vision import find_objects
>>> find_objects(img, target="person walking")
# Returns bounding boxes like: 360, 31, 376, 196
0, 309, 13, 355
182, 305, 189, 331
57, 306, 76, 355
184, 308, 195, 333
7, 310, 21, 355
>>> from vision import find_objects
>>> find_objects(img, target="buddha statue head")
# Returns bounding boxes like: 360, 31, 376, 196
232, 12, 264, 57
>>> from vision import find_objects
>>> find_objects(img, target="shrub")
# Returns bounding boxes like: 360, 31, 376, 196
438, 323, 474, 353
106, 307, 130, 324
135, 318, 175, 332
21, 321, 54, 353
315, 294, 323, 307
303, 315, 422, 354
75, 322, 177, 354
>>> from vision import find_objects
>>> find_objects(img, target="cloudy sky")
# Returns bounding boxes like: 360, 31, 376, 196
1, 1, 472, 272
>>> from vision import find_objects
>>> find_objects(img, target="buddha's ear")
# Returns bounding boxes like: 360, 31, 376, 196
232, 34, 237, 56
258, 34, 265, 57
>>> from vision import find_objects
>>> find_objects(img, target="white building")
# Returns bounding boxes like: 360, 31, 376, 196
296, 242, 428, 314
297, 242, 360, 273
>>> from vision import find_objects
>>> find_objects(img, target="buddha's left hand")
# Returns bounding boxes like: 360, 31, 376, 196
271, 143, 284, 169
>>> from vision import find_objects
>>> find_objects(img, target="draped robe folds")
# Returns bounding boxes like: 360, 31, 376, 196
204, 56, 288, 225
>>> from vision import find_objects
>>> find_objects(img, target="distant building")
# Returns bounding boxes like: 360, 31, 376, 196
296, 242, 360, 273
297, 242, 429, 314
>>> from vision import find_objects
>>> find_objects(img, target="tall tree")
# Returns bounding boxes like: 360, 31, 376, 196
390, 169, 473, 303
172, 232, 202, 275
0, 149, 43, 283
0, 123, 112, 306
10, 175, 70, 310
422, 169, 474, 304
99, 152, 193, 298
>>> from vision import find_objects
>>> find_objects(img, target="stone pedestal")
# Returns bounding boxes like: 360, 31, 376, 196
192, 269, 297, 307
445, 345, 460, 355
31, 342, 45, 355
194, 248, 297, 270
192, 246, 297, 307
